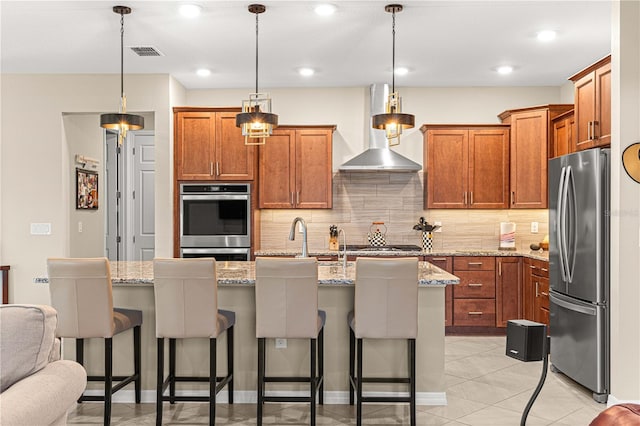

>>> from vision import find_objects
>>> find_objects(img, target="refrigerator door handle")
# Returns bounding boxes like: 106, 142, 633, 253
557, 166, 569, 282
550, 292, 597, 316
566, 166, 577, 283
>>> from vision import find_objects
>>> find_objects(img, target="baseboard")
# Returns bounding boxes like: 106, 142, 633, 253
606, 395, 640, 408
82, 390, 447, 406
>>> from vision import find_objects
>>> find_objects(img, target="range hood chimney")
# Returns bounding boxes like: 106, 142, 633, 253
339, 84, 421, 172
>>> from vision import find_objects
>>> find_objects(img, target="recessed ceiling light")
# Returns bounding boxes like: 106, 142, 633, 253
394, 67, 409, 76
537, 30, 557, 42
179, 4, 202, 18
298, 67, 315, 77
314, 3, 337, 16
196, 68, 211, 77
496, 65, 514, 75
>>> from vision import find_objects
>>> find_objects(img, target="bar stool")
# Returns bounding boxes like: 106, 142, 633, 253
255, 257, 325, 426
47, 257, 142, 426
153, 258, 234, 426
348, 257, 419, 426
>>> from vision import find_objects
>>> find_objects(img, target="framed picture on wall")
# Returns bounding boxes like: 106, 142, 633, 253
76, 168, 98, 209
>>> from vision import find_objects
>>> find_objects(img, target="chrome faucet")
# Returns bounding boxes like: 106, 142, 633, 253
338, 228, 347, 269
289, 217, 308, 258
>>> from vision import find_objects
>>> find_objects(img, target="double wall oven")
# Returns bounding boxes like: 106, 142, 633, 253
179, 183, 251, 261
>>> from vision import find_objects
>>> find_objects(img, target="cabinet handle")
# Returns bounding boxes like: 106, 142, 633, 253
431, 257, 447, 261
470, 191, 473, 205
290, 192, 294, 206
210, 162, 214, 176
216, 162, 220, 176
467, 283, 483, 287
468, 311, 483, 315
529, 265, 537, 270
587, 121, 591, 140
463, 192, 467, 205
467, 262, 483, 266
540, 268, 548, 272
535, 281, 539, 297
541, 291, 549, 297
498, 261, 502, 276
296, 191, 300, 206
593, 121, 599, 139
511, 191, 515, 205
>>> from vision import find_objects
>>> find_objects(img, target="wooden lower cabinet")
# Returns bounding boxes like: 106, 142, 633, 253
496, 257, 522, 327
424, 256, 453, 326
522, 258, 550, 327
452, 257, 496, 328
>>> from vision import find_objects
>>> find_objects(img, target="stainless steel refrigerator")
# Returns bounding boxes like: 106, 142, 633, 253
548, 147, 610, 403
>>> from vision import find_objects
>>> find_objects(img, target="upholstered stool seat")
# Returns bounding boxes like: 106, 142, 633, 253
153, 258, 234, 426
255, 257, 325, 426
47, 257, 142, 426
348, 257, 419, 426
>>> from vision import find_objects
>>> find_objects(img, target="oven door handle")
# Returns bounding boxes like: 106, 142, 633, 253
181, 194, 249, 201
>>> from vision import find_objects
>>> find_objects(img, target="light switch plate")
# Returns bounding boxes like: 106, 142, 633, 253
531, 222, 539, 233
30, 223, 51, 235
434, 221, 442, 232
275, 338, 287, 349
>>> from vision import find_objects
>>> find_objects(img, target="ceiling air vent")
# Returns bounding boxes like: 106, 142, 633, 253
129, 46, 164, 57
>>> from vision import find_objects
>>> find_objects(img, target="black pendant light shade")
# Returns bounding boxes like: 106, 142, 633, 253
371, 4, 414, 146
236, 4, 278, 145
100, 5, 144, 141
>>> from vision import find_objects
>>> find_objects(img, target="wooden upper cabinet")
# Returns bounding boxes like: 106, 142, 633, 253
422, 125, 509, 209
258, 126, 335, 209
174, 107, 255, 181
571, 55, 611, 151
551, 110, 574, 159
499, 104, 573, 209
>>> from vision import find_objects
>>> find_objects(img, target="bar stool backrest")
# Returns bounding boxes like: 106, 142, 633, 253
354, 257, 419, 339
153, 258, 220, 338
47, 257, 115, 338
255, 257, 319, 338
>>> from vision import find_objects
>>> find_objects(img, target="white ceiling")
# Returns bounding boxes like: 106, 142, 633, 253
0, 1, 611, 90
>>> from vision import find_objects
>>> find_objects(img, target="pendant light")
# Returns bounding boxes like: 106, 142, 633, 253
236, 4, 278, 145
372, 4, 414, 147
100, 5, 144, 145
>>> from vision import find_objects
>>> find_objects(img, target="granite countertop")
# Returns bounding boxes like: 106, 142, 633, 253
254, 248, 550, 261
35, 260, 459, 287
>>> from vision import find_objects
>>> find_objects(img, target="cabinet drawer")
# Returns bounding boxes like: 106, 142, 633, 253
529, 259, 549, 278
454, 256, 495, 271
453, 271, 496, 298
453, 299, 496, 326
536, 276, 549, 310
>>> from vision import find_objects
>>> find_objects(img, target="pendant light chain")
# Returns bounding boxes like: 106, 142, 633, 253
391, 8, 396, 94
255, 12, 259, 94
120, 12, 125, 101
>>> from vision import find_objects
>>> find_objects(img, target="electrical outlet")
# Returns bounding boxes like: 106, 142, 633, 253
531, 222, 539, 233
30, 223, 51, 235
275, 338, 287, 349
434, 221, 442, 232
78, 221, 83, 233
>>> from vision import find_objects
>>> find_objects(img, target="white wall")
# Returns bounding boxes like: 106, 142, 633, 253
610, 1, 640, 403
0, 73, 173, 304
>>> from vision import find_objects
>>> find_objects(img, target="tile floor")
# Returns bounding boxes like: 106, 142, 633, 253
68, 336, 606, 425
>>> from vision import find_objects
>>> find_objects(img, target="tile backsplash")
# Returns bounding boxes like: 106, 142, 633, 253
259, 172, 549, 251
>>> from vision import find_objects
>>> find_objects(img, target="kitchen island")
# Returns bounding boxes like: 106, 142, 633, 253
39, 260, 458, 405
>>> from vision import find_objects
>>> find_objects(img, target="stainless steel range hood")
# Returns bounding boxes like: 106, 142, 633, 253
339, 84, 421, 172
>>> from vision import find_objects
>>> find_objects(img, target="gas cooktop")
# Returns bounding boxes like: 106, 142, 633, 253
345, 244, 421, 252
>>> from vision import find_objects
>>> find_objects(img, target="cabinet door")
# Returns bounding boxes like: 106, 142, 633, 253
496, 257, 522, 327
215, 112, 255, 181
258, 130, 295, 208
468, 128, 509, 208
175, 112, 215, 180
522, 259, 535, 321
510, 110, 548, 208
425, 256, 453, 326
295, 129, 333, 208
426, 129, 468, 208
595, 62, 611, 147
552, 115, 573, 158
574, 71, 596, 151
533, 276, 550, 326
